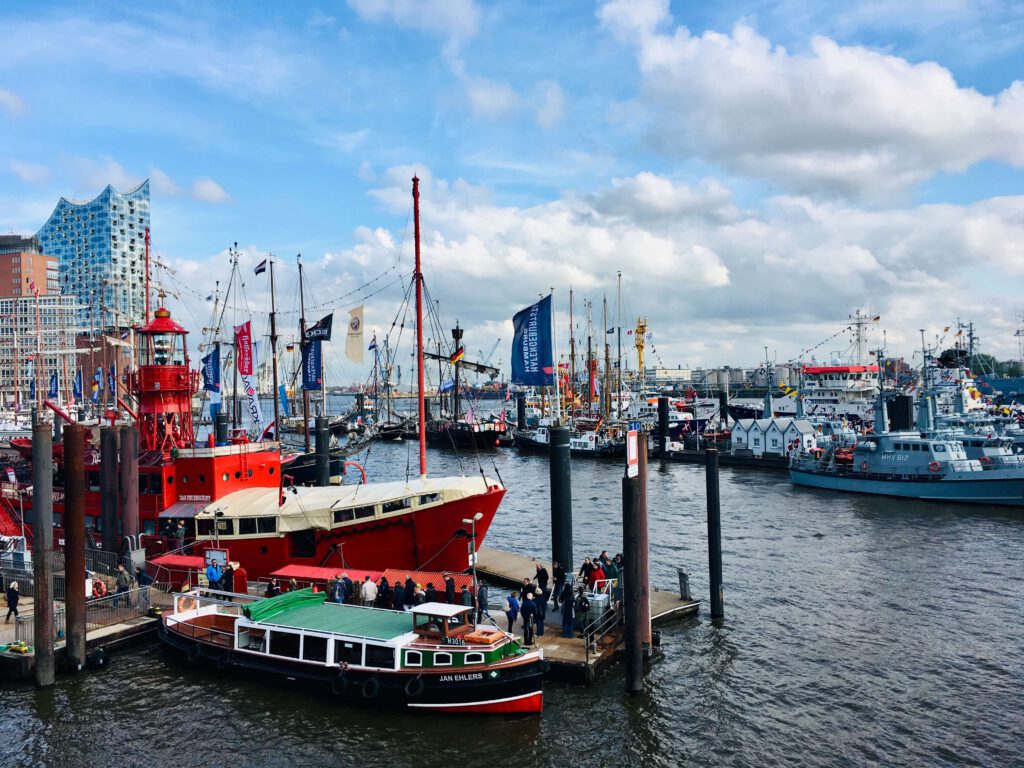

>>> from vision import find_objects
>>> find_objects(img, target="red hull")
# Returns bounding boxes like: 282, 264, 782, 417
409, 691, 543, 714
189, 486, 505, 582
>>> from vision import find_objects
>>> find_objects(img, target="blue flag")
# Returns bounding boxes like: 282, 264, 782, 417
439, 378, 455, 393
510, 294, 554, 387
29, 377, 35, 401
73, 368, 82, 400
278, 384, 291, 418
95, 366, 104, 392
302, 340, 322, 391
201, 348, 221, 393
108, 365, 116, 396
48, 372, 58, 399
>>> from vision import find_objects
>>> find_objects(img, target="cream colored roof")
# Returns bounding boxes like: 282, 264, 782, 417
196, 475, 500, 533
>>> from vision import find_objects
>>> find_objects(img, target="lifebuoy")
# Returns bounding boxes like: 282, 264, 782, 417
979, 456, 992, 466
404, 674, 424, 698
859, 460, 870, 471
332, 671, 349, 696
343, 461, 367, 484
362, 676, 380, 699
187, 644, 201, 663
92, 580, 107, 598
929, 461, 941, 473
175, 596, 197, 613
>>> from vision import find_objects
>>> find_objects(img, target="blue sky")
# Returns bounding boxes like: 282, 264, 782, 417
2, 0, 1023, 383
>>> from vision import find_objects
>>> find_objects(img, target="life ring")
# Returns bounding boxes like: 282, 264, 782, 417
979, 456, 992, 466
92, 580, 107, 598
332, 671, 349, 696
859, 460, 870, 471
929, 461, 941, 473
343, 461, 367, 484
404, 674, 424, 699
362, 676, 380, 699
175, 596, 197, 613
187, 644, 201, 663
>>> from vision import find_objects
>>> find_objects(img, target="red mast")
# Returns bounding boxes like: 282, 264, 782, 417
144, 227, 151, 323
413, 176, 427, 478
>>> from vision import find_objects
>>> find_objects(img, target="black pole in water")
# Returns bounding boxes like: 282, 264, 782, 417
63, 423, 86, 673
99, 427, 120, 556
657, 395, 669, 458
315, 416, 330, 486
622, 445, 643, 695
215, 411, 229, 445
718, 390, 729, 430
705, 447, 724, 619
516, 393, 527, 430
548, 425, 573, 574
32, 419, 55, 687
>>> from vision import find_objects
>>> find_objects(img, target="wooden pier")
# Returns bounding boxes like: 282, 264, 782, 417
476, 547, 699, 683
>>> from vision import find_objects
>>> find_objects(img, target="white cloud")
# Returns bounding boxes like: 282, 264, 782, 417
597, 7, 1024, 197
534, 81, 565, 128
149, 167, 182, 196
0, 89, 25, 115
347, 0, 480, 40
71, 156, 144, 194
466, 78, 522, 119
190, 178, 231, 204
9, 161, 50, 184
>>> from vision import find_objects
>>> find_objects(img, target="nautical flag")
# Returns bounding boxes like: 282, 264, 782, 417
73, 368, 82, 400
368, 335, 378, 352
91, 382, 98, 402
607, 328, 614, 334
48, 372, 57, 399
28, 279, 38, 299
29, 378, 35, 400
943, 326, 950, 332
254, 259, 268, 276
201, 348, 221, 393
345, 307, 362, 364
206, 293, 215, 301
511, 294, 554, 387
955, 329, 963, 337
439, 378, 455, 393
95, 367, 104, 391
449, 347, 465, 364
302, 339, 322, 390
627, 329, 633, 335
278, 384, 290, 418
305, 313, 334, 342
872, 315, 881, 321
108, 365, 117, 396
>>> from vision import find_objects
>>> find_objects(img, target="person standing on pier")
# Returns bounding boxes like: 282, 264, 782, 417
114, 564, 131, 608
535, 564, 549, 599
520, 592, 537, 645
552, 562, 566, 609
392, 580, 406, 611
424, 582, 437, 603
578, 557, 593, 585
361, 576, 377, 607
403, 576, 416, 609
560, 583, 574, 637
476, 582, 490, 624
443, 573, 456, 604
535, 591, 547, 637
4, 581, 19, 623
343, 573, 355, 605
504, 591, 519, 633
206, 560, 222, 592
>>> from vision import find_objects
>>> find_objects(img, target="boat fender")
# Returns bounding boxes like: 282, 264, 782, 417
332, 671, 349, 696
362, 676, 380, 700
86, 648, 108, 670
929, 461, 941, 473
859, 460, 869, 471
187, 644, 202, 663
405, 674, 424, 699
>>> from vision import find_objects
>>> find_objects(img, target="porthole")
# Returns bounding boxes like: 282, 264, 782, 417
222, 472, 229, 482
166, 475, 174, 485
234, 471, 241, 479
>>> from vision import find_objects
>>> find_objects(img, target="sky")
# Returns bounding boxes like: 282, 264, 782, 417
2, 0, 1023, 384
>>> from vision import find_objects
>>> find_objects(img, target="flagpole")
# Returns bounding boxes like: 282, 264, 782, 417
413, 176, 427, 478
551, 287, 561, 426
268, 254, 280, 443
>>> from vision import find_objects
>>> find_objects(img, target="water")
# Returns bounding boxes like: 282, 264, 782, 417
3, 443, 1023, 767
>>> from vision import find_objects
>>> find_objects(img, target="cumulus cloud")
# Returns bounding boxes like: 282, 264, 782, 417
534, 81, 565, 128
9, 161, 50, 184
466, 78, 522, 119
347, 0, 480, 41
0, 89, 25, 115
597, 3, 1024, 197
191, 178, 231, 204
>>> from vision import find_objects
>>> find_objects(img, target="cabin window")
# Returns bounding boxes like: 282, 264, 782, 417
303, 635, 328, 663
257, 517, 276, 534
353, 505, 375, 520
167, 475, 174, 485
446, 613, 467, 631
334, 640, 363, 665
364, 644, 395, 669
382, 498, 411, 514
198, 474, 205, 484
268, 467, 275, 475
222, 473, 229, 482
268, 630, 301, 659
912, 444, 920, 451
53, 512, 62, 528
91, 515, 102, 532
290, 529, 316, 559
238, 518, 257, 535
433, 652, 453, 666
418, 493, 441, 506
334, 508, 355, 524
414, 615, 444, 635
143, 520, 156, 535
753, 439, 760, 447
87, 472, 100, 492
234, 471, 241, 480
197, 519, 214, 535
464, 652, 484, 665
405, 650, 423, 667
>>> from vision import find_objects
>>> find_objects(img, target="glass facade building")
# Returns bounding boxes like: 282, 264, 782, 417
36, 180, 150, 331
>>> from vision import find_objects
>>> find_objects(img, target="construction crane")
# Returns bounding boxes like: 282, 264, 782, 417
480, 338, 501, 380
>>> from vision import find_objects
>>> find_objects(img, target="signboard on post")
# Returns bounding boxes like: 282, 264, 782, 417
626, 430, 639, 478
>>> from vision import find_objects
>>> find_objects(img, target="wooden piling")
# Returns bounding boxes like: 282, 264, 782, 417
63, 423, 87, 672
120, 426, 140, 540
99, 427, 120, 555
32, 420, 55, 687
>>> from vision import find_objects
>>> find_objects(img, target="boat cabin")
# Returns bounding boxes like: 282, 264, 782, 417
411, 602, 472, 642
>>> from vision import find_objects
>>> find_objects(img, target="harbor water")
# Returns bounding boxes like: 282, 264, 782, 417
2, 441, 1022, 767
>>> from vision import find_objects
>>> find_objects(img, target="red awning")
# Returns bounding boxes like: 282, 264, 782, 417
269, 564, 383, 583
149, 554, 206, 569
382, 569, 474, 592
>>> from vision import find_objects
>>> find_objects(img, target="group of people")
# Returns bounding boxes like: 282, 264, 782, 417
578, 551, 624, 593
204, 560, 235, 594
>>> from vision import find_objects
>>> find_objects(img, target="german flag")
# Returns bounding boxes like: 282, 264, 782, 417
450, 347, 465, 364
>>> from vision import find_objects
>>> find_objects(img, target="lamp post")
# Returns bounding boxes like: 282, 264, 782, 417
462, 512, 483, 625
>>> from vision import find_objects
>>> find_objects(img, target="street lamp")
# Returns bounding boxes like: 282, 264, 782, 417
462, 512, 483, 625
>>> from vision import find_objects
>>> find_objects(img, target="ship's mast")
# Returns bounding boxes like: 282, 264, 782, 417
568, 286, 576, 414
602, 294, 610, 420
615, 272, 622, 415
269, 254, 280, 441
298, 253, 311, 453
413, 176, 427, 478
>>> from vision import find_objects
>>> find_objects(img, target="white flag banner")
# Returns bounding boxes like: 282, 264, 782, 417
346, 305, 364, 364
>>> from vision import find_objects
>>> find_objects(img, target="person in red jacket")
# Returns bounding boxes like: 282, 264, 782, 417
589, 561, 605, 591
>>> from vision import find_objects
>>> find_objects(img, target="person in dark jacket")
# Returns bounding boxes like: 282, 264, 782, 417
578, 557, 593, 585
552, 561, 566, 608
424, 582, 437, 603
265, 578, 281, 598
443, 573, 456, 604
520, 592, 537, 645
535, 590, 547, 636
221, 564, 234, 600
404, 575, 416, 609
392, 581, 406, 611
459, 585, 473, 607
535, 564, 549, 597
560, 582, 574, 637
5, 581, 19, 623
342, 573, 355, 604
476, 582, 490, 624
377, 576, 390, 607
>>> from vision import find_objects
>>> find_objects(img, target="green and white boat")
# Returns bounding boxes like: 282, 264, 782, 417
159, 588, 545, 714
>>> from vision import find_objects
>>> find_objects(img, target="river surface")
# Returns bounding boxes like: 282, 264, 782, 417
2, 440, 1023, 768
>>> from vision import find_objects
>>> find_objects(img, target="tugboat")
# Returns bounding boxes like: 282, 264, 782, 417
160, 587, 545, 714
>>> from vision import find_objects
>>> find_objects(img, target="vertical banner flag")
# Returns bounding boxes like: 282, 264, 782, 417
345, 305, 363, 364
108, 365, 117, 399
278, 384, 291, 418
48, 371, 58, 399
73, 368, 83, 400
233, 321, 265, 433
510, 294, 555, 386
95, 366, 104, 392
29, 378, 35, 401
302, 339, 322, 391
201, 346, 221, 418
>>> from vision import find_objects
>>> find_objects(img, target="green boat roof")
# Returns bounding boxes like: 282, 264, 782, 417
244, 589, 413, 642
